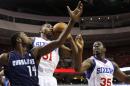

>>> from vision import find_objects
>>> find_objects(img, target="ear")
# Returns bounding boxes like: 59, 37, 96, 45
16, 37, 22, 43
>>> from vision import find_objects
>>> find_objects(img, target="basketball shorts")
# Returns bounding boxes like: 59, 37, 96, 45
38, 75, 57, 86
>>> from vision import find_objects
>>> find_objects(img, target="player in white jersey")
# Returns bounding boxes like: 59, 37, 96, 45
74, 34, 130, 86
33, 36, 60, 86
33, 23, 78, 86
32, 2, 83, 86
33, 24, 77, 86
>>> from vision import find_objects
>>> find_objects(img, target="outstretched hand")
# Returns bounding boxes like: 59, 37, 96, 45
75, 34, 84, 50
67, 1, 83, 22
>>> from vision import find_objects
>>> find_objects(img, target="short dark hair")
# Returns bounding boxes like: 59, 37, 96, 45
11, 32, 20, 48
41, 23, 52, 31
42, 23, 52, 28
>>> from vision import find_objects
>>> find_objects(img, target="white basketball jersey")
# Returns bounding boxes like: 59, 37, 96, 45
85, 56, 114, 86
33, 37, 60, 76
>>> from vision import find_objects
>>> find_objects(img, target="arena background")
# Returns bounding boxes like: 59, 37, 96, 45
0, 0, 130, 85
58, 84, 130, 86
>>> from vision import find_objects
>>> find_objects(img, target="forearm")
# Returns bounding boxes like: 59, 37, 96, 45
74, 49, 83, 72
69, 36, 78, 58
57, 19, 75, 45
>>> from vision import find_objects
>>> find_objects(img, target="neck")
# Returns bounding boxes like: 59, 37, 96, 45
41, 34, 48, 40
15, 46, 25, 57
94, 53, 105, 61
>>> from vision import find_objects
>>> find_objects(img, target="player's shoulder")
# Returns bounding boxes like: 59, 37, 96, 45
34, 37, 43, 40
111, 60, 119, 67
87, 56, 96, 62
83, 56, 95, 65
34, 37, 48, 42
0, 53, 8, 58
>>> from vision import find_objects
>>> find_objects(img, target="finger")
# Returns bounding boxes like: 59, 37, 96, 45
77, 1, 82, 9
80, 3, 83, 11
78, 35, 83, 41
76, 4, 83, 17
79, 3, 83, 10
79, 33, 83, 39
75, 35, 79, 39
77, 3, 83, 12
75, 36, 80, 42
77, 8, 83, 17
67, 6, 71, 13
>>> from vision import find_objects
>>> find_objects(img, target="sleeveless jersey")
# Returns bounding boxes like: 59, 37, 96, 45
33, 37, 59, 76
4, 51, 39, 86
85, 56, 114, 86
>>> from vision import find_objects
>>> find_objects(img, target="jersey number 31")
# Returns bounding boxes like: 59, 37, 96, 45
42, 52, 52, 61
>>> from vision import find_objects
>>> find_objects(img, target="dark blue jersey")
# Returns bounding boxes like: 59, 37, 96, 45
4, 51, 39, 86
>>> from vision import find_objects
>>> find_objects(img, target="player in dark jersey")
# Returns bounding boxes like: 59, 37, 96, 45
0, 1, 83, 86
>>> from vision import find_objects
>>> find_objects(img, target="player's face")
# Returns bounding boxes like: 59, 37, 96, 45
41, 24, 54, 40
16, 32, 31, 52
19, 32, 31, 46
93, 41, 105, 55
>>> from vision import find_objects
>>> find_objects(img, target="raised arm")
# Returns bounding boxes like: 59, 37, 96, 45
74, 34, 84, 72
74, 34, 92, 72
113, 62, 130, 83
60, 34, 78, 59
33, 1, 83, 60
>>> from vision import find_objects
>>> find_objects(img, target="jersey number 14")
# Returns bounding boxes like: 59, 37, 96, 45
27, 66, 37, 77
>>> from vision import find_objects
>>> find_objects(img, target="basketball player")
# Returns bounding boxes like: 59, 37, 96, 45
31, 1, 83, 86
0, 1, 83, 85
32, 23, 78, 86
74, 35, 130, 86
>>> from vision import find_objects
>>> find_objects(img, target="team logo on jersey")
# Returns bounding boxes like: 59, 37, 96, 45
12, 59, 35, 66
35, 42, 46, 46
97, 67, 114, 74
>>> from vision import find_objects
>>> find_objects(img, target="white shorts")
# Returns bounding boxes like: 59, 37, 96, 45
38, 76, 57, 86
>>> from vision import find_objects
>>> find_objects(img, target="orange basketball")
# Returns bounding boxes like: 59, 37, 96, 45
53, 22, 67, 32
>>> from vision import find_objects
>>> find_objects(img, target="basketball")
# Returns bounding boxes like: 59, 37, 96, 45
53, 22, 67, 32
